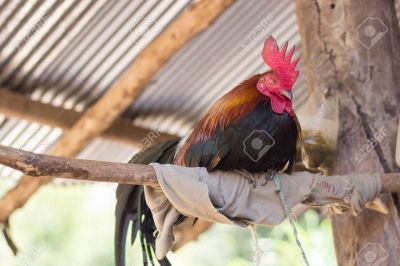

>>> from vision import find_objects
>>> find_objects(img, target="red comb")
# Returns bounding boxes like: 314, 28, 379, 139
262, 36, 300, 89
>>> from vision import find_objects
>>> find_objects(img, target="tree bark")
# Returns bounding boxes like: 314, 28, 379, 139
295, 0, 400, 265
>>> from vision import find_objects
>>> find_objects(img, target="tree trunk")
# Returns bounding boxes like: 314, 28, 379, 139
295, 0, 400, 265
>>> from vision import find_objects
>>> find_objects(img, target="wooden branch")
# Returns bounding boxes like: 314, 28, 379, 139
0, 144, 398, 191
0, 145, 157, 186
2, 143, 399, 256
295, 0, 400, 264
0, 0, 235, 223
0, 89, 176, 146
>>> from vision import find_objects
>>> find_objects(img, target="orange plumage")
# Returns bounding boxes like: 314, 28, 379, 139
175, 73, 268, 166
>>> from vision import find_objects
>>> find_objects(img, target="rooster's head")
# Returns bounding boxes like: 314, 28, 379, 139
256, 36, 300, 116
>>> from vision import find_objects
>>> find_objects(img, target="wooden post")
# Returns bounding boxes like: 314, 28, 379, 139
295, 0, 400, 265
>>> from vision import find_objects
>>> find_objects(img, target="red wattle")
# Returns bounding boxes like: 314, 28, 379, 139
257, 81, 294, 116
269, 93, 286, 113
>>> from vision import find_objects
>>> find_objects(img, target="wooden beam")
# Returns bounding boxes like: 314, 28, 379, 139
295, 0, 400, 264
51, 0, 236, 156
0, 89, 77, 128
0, 89, 176, 146
0, 0, 236, 223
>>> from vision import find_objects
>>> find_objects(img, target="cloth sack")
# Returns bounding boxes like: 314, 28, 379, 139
145, 163, 381, 259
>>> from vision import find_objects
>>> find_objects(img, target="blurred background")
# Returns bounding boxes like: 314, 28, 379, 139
0, 184, 336, 265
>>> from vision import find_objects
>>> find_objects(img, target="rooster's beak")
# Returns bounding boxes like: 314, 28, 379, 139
280, 89, 292, 100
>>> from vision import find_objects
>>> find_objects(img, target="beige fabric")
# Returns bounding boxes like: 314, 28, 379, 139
145, 163, 381, 259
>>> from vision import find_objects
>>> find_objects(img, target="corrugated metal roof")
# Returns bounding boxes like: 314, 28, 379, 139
127, 0, 306, 136
0, 0, 306, 182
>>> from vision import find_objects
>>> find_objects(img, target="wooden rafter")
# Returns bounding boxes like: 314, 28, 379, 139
0, 89, 176, 146
0, 0, 236, 223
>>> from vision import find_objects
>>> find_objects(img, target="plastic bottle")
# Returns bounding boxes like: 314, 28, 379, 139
297, 88, 339, 174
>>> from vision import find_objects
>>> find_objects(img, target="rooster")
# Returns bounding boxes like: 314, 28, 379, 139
115, 36, 301, 266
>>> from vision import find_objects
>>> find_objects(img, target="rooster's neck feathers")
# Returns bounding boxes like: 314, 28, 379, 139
193, 73, 267, 140
174, 74, 267, 165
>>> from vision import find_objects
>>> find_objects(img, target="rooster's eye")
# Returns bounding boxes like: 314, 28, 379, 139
268, 77, 276, 85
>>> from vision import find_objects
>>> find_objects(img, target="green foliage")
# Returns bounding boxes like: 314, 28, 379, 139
0, 184, 116, 266
0, 184, 336, 266
171, 210, 336, 266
